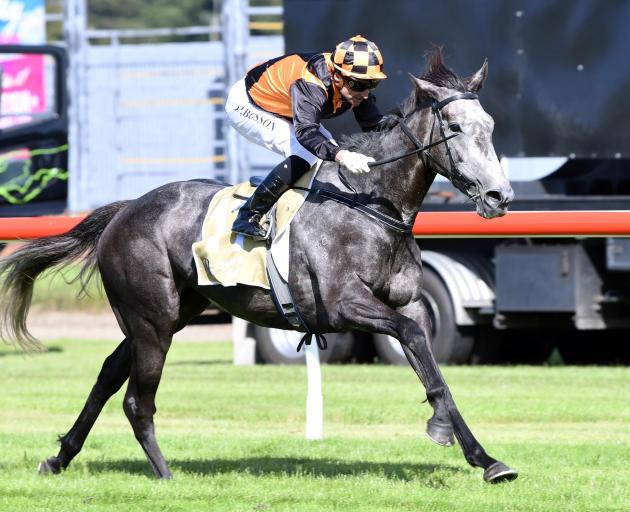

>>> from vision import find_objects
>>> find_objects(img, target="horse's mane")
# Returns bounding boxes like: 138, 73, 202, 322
340, 48, 467, 153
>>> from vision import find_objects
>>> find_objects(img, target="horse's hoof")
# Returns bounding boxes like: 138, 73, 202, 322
483, 461, 518, 483
38, 457, 61, 475
426, 419, 455, 447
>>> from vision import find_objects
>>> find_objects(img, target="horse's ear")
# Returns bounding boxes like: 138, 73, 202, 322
408, 73, 441, 100
467, 59, 488, 93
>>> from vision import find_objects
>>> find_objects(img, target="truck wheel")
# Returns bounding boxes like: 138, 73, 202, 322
372, 268, 473, 364
255, 326, 355, 364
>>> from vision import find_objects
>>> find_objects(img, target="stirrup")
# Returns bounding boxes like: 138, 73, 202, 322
252, 210, 276, 242
253, 214, 274, 241
232, 215, 272, 241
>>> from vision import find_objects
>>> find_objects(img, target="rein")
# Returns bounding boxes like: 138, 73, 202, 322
297, 91, 480, 234
371, 92, 478, 181
367, 132, 459, 167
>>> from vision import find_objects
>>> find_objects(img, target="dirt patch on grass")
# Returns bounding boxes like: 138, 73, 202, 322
26, 310, 231, 342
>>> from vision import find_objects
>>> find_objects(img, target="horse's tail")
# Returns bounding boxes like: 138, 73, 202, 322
0, 200, 130, 350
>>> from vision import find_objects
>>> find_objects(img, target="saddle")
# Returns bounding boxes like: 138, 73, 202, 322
191, 162, 320, 289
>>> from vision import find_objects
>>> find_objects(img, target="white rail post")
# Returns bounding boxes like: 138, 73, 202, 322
304, 339, 323, 439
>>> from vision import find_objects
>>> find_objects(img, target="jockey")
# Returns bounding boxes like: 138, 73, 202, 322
225, 35, 387, 239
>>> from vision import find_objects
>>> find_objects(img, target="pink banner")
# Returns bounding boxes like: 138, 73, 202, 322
0, 53, 46, 128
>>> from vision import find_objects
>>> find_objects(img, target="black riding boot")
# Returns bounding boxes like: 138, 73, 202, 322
232, 155, 311, 239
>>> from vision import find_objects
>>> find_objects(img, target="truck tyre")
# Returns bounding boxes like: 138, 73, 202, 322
255, 326, 355, 364
372, 268, 474, 364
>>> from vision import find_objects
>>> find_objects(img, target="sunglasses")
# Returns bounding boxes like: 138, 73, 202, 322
345, 77, 380, 92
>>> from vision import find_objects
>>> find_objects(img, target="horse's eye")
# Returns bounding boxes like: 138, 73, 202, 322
449, 123, 462, 133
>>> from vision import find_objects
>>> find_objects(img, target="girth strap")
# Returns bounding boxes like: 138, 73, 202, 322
266, 247, 328, 352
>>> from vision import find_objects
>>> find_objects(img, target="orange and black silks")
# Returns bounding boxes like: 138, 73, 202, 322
244, 53, 382, 161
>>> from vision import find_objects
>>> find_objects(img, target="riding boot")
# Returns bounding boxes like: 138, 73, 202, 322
232, 156, 310, 239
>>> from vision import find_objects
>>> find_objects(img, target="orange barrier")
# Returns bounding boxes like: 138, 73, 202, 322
0, 216, 86, 240
413, 210, 630, 237
0, 210, 629, 240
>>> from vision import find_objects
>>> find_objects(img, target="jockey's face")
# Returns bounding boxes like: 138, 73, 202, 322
333, 72, 371, 107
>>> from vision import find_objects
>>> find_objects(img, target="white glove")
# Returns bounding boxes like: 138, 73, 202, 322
336, 150, 375, 175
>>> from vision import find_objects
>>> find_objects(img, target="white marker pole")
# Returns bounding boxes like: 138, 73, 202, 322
304, 338, 323, 440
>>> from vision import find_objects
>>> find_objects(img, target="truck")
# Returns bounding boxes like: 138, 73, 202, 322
2, 1, 629, 365
235, 0, 630, 365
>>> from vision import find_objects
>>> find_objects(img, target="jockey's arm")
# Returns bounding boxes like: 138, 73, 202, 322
290, 80, 341, 162
290, 80, 375, 174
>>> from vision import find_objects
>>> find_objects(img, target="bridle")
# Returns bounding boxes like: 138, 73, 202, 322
369, 91, 481, 202
295, 91, 482, 234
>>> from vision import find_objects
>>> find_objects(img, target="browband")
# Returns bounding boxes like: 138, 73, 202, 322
432, 92, 478, 111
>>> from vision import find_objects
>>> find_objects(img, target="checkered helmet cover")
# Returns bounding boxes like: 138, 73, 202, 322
332, 35, 387, 80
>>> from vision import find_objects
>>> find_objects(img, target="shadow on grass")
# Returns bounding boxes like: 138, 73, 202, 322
0, 345, 63, 357
168, 360, 231, 366
84, 457, 463, 484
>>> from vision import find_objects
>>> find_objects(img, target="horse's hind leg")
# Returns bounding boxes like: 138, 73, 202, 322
116, 292, 208, 479
121, 320, 173, 478
38, 338, 132, 474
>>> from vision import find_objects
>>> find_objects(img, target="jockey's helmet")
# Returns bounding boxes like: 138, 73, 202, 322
331, 35, 387, 81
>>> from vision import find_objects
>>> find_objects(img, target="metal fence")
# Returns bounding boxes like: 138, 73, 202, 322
64, 0, 283, 211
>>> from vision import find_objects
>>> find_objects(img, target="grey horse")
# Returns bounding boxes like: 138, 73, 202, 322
0, 50, 516, 483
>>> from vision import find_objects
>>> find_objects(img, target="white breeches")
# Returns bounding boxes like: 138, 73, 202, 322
224, 79, 335, 166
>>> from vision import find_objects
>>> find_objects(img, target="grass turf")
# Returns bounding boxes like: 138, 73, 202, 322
0, 339, 629, 511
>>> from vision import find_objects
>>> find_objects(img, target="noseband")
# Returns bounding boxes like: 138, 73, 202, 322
369, 91, 480, 202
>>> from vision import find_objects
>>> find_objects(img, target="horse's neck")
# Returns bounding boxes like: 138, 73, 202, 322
322, 109, 436, 225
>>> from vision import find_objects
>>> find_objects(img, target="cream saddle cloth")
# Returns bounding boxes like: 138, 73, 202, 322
192, 164, 320, 288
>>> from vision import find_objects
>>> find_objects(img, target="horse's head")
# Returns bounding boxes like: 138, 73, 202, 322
408, 55, 513, 219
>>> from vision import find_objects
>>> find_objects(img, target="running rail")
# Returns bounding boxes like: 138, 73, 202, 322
3, 210, 629, 443
413, 210, 630, 237
1, 211, 630, 240
0, 216, 86, 240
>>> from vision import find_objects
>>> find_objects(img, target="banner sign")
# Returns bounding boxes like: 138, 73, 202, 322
0, 0, 47, 129
0, 53, 45, 129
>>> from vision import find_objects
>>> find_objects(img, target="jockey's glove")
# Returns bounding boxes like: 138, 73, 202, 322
336, 150, 375, 175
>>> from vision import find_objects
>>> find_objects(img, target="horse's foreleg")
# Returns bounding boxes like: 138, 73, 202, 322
393, 302, 454, 447
38, 338, 131, 474
400, 344, 455, 447
396, 301, 517, 482
340, 294, 517, 483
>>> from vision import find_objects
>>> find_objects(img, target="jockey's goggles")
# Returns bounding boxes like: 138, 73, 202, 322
345, 77, 381, 92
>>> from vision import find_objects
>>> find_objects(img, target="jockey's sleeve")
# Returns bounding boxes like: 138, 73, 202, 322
354, 94, 383, 132
290, 79, 341, 161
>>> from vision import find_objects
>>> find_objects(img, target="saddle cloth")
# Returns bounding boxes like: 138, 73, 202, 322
192, 163, 320, 288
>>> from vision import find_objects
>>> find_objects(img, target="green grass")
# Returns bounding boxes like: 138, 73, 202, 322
30, 264, 109, 312
1, 340, 629, 511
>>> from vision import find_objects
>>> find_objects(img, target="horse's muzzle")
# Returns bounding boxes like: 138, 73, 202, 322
478, 185, 514, 219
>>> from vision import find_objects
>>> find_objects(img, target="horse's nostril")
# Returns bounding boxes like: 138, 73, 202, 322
486, 190, 503, 206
